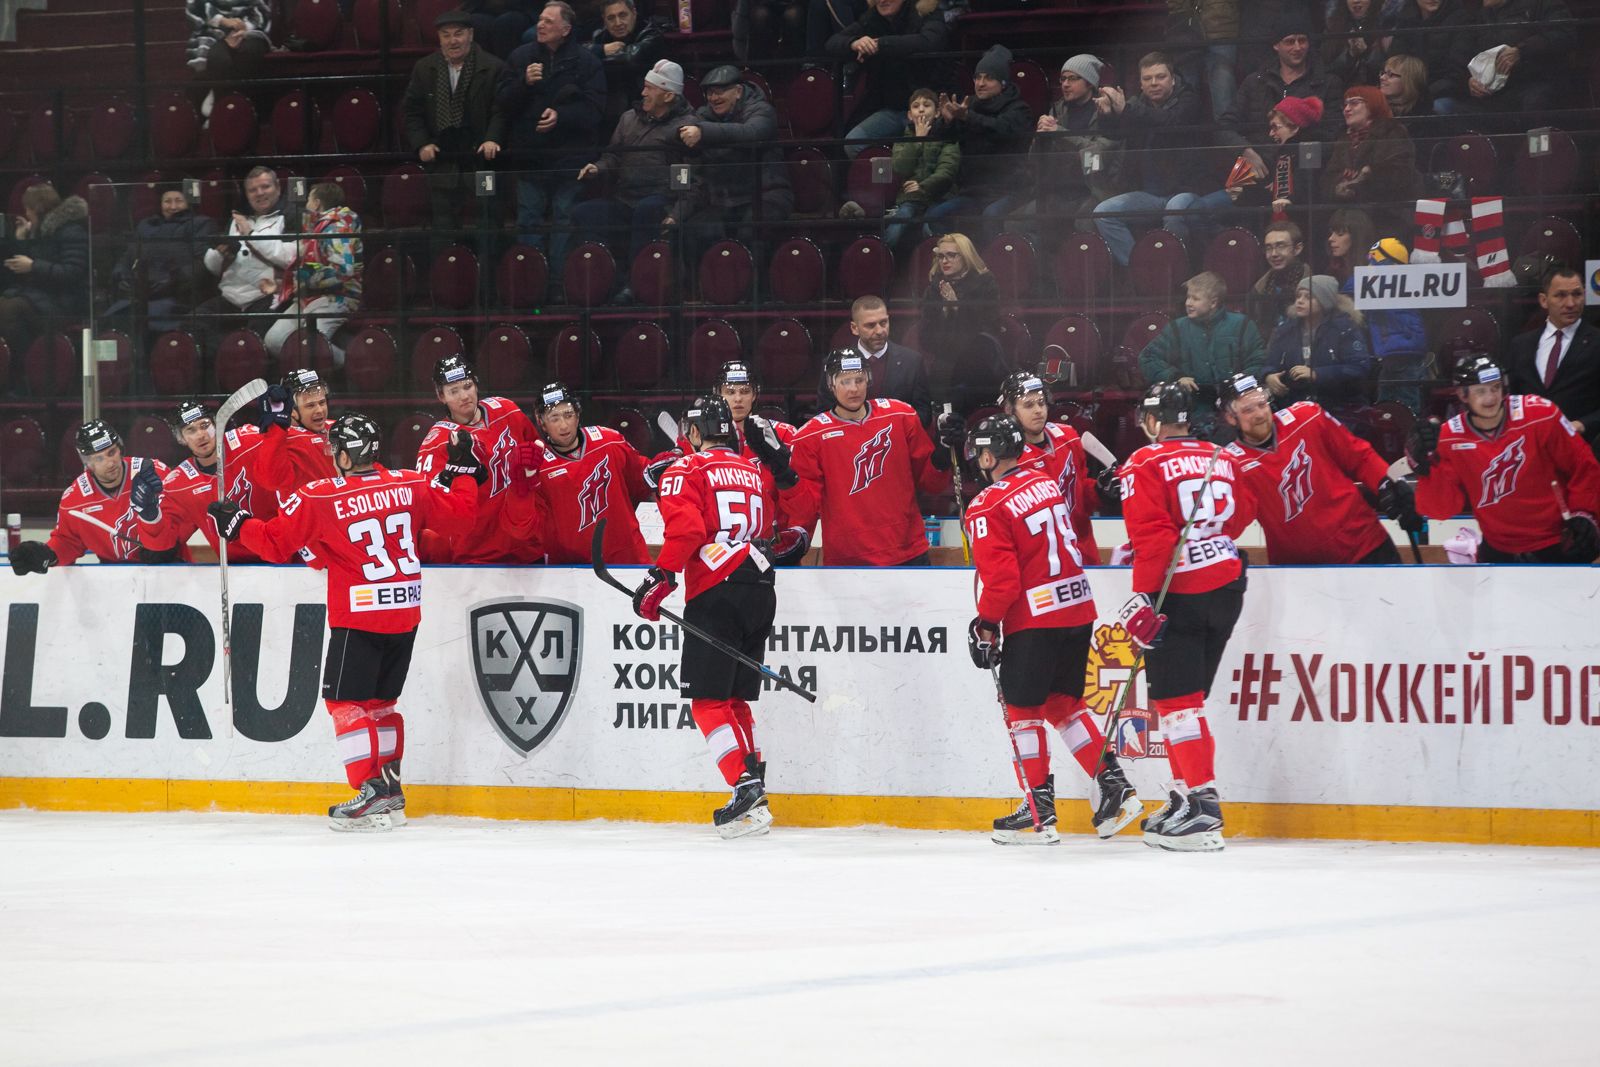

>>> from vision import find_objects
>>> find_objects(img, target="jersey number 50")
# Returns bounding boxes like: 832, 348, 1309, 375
715, 490, 765, 545
349, 513, 421, 581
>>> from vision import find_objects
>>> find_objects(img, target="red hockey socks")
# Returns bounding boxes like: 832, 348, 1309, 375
1155, 695, 1216, 791
730, 698, 761, 766
328, 700, 379, 789
370, 701, 404, 775
691, 698, 750, 786
1003, 704, 1051, 789
1044, 694, 1107, 777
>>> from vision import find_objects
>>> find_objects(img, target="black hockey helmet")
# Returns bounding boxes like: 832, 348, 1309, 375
170, 398, 213, 440
327, 413, 382, 467
534, 381, 581, 416
998, 370, 1050, 407
969, 414, 1025, 461
822, 348, 869, 381
282, 367, 329, 397
682, 395, 735, 443
1452, 352, 1505, 388
74, 419, 123, 457
1140, 381, 1192, 425
1216, 371, 1268, 409
433, 354, 478, 391
715, 360, 759, 392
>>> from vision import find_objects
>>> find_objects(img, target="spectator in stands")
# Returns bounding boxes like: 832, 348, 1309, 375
1260, 95, 1322, 223
1389, 0, 1467, 104
1264, 273, 1374, 409
574, 59, 691, 303
589, 0, 666, 137
670, 65, 794, 272
402, 10, 508, 232
1219, 13, 1344, 180
1249, 219, 1312, 338
1508, 266, 1600, 442
923, 45, 1035, 238
0, 183, 88, 376
466, 0, 541, 59
733, 0, 807, 59
1167, 0, 1240, 122
1140, 271, 1266, 431
104, 186, 218, 335
263, 182, 362, 367
1088, 51, 1206, 267
186, 1, 271, 108
1324, 206, 1375, 282
824, 0, 949, 159
193, 166, 295, 356
500, 1, 606, 287
1321, 86, 1421, 238
1434, 0, 1574, 118
880, 89, 961, 258
1321, 0, 1388, 87
919, 233, 1001, 409
819, 294, 933, 422
1014, 55, 1119, 245
1355, 238, 1430, 410
808, 0, 867, 57
1379, 54, 1431, 128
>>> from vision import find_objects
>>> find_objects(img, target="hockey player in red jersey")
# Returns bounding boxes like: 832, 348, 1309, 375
1119, 382, 1258, 852
414, 355, 543, 563
787, 349, 954, 566
963, 415, 1142, 845
633, 396, 781, 838
10, 421, 175, 574
208, 414, 482, 831
999, 370, 1116, 564
1217, 372, 1422, 564
1409, 354, 1600, 563
267, 367, 338, 488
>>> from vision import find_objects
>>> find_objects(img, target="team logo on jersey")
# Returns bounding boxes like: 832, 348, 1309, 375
469, 598, 583, 755
1057, 448, 1078, 514
1278, 440, 1315, 522
1081, 620, 1165, 760
227, 466, 254, 505
488, 427, 515, 496
111, 508, 144, 560
577, 455, 613, 530
1478, 436, 1526, 508
849, 426, 895, 495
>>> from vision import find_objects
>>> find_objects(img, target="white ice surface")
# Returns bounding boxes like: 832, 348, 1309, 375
1, 811, 1595, 1067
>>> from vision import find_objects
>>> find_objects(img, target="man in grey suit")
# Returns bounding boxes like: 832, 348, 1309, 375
1507, 267, 1600, 443
819, 294, 932, 424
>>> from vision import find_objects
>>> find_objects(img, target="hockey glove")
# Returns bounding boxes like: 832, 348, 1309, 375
438, 431, 487, 487
10, 540, 57, 576
129, 463, 164, 522
1561, 512, 1600, 562
1405, 418, 1441, 476
769, 525, 809, 566
935, 410, 967, 451
643, 449, 683, 494
1118, 593, 1168, 652
967, 617, 1000, 669
253, 384, 293, 432
207, 500, 251, 542
1095, 466, 1123, 508
632, 566, 677, 621
1376, 477, 1425, 534
745, 416, 799, 490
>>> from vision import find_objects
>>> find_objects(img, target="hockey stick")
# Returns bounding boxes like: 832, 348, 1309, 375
944, 403, 971, 563
590, 519, 817, 703
212, 378, 270, 732
656, 410, 691, 453
1080, 431, 1118, 472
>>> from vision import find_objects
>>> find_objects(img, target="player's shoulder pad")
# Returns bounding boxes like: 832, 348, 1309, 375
585, 425, 611, 443
1279, 401, 1319, 425
1222, 440, 1247, 458
795, 412, 833, 436
1443, 413, 1467, 436
68, 472, 92, 499
482, 396, 515, 415
420, 421, 458, 447
1044, 421, 1076, 443
1511, 394, 1557, 422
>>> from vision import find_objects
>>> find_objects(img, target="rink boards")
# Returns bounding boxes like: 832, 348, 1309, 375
0, 563, 1597, 846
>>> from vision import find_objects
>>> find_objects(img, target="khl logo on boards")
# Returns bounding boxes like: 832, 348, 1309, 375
469, 598, 583, 755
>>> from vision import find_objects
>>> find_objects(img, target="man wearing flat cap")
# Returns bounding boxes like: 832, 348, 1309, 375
402, 10, 508, 230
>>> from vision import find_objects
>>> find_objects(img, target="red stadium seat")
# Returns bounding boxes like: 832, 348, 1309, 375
411, 326, 466, 389
786, 68, 837, 139
1121, 312, 1171, 371
687, 318, 742, 385
411, 0, 458, 45
1010, 59, 1050, 115
429, 244, 480, 310
981, 233, 1035, 303
629, 241, 673, 306
331, 88, 383, 153
129, 415, 187, 466
476, 323, 532, 392
24, 334, 75, 396
1041, 315, 1102, 388
208, 93, 258, 157
89, 96, 137, 159
215, 329, 270, 393
1127, 229, 1189, 298
1055, 232, 1112, 301
549, 327, 602, 384
1203, 227, 1261, 298
698, 240, 754, 305
497, 245, 549, 308
838, 236, 893, 301
279, 328, 337, 376
0, 415, 47, 487
288, 0, 344, 49
1431, 306, 1498, 375
1512, 128, 1580, 196
364, 248, 416, 311
352, 0, 401, 48
996, 314, 1032, 370
270, 90, 322, 155
769, 237, 825, 303
904, 236, 937, 299
681, 72, 703, 109
1517, 216, 1581, 269
1429, 132, 1498, 195
843, 146, 894, 216
615, 322, 671, 388
387, 412, 437, 470
738, 69, 772, 100
94, 331, 135, 396
380, 164, 429, 228
127, 171, 172, 225
611, 405, 654, 454
754, 318, 813, 388
829, 319, 855, 349
343, 325, 398, 392
149, 330, 201, 394
27, 103, 60, 162
191, 168, 231, 220
786, 147, 833, 216
564, 242, 617, 307
319, 165, 368, 215
150, 92, 202, 158
74, 173, 120, 231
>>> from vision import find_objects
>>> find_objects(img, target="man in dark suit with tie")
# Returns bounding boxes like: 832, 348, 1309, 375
818, 294, 933, 425
1508, 267, 1600, 442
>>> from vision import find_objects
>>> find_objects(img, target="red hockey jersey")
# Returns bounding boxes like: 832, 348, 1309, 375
523, 425, 651, 564
47, 457, 173, 564
656, 447, 769, 599
734, 417, 808, 536
1019, 421, 1101, 563
1415, 395, 1600, 554
788, 399, 951, 566
1223, 402, 1390, 564
415, 396, 543, 563
238, 466, 476, 632
966, 466, 1096, 634
1121, 437, 1257, 595
139, 426, 287, 561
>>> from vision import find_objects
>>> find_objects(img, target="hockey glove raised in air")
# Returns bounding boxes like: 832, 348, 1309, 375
967, 617, 1000, 669
1118, 593, 1167, 651
643, 449, 683, 494
769, 525, 809, 566
632, 566, 677, 621
1376, 476, 1425, 534
10, 541, 57, 576
207, 501, 251, 542
253, 384, 293, 432
1405, 418, 1441, 476
1561, 512, 1600, 562
437, 431, 487, 487
129, 463, 164, 522
744, 416, 798, 490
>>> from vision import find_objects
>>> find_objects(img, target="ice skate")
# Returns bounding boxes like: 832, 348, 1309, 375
1140, 789, 1186, 847
714, 772, 772, 840
1091, 759, 1143, 839
1149, 787, 1224, 852
328, 778, 404, 833
379, 760, 406, 828
992, 774, 1060, 845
